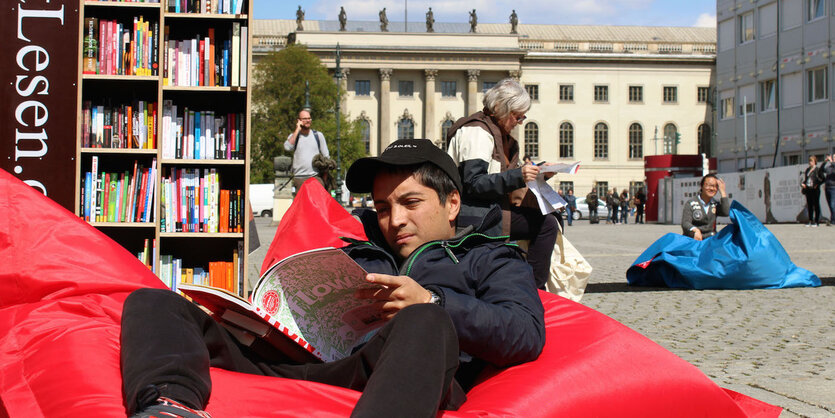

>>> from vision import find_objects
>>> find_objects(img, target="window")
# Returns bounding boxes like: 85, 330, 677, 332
808, 0, 824, 20
807, 67, 828, 102
720, 89, 735, 119
629, 86, 643, 103
559, 182, 574, 194
760, 80, 776, 111
594, 122, 608, 159
739, 12, 754, 43
594, 85, 608, 102
397, 118, 414, 139
663, 86, 678, 103
628, 123, 643, 159
482, 81, 497, 92
783, 0, 802, 29
595, 182, 608, 199
360, 119, 371, 153
782, 72, 802, 108
738, 84, 755, 114
398, 80, 414, 97
663, 123, 678, 154
559, 84, 574, 101
698, 124, 711, 157
559, 122, 574, 158
355, 80, 371, 96
718, 19, 734, 52
759, 3, 777, 38
440, 119, 454, 150
629, 181, 645, 198
441, 81, 457, 98
697, 87, 710, 103
524, 122, 539, 159
525, 84, 539, 101
783, 154, 801, 166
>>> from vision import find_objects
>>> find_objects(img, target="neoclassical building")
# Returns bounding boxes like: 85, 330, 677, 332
252, 18, 716, 197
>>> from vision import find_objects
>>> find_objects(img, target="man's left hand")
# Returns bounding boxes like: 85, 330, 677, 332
355, 273, 432, 319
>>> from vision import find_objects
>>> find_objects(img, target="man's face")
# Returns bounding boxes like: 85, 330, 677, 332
702, 177, 719, 199
372, 171, 460, 260
298, 111, 312, 130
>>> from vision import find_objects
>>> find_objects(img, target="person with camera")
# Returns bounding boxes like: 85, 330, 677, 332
284, 109, 329, 194
800, 155, 824, 227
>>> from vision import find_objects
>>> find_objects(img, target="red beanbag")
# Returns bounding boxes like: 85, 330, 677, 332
0, 170, 780, 417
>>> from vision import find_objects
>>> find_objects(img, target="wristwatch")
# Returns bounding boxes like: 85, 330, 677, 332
427, 289, 441, 305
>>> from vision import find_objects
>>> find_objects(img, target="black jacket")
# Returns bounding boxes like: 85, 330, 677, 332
347, 208, 545, 370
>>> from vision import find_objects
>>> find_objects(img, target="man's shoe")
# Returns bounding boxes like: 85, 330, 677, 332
132, 397, 211, 418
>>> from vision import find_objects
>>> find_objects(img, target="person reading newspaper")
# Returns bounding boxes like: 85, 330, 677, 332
121, 139, 545, 418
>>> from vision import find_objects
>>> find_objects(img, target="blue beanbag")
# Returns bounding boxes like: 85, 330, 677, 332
627, 201, 820, 289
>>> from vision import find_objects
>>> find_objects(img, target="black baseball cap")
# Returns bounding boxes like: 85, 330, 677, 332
345, 139, 462, 194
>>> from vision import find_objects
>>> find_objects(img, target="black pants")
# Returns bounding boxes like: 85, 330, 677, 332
509, 206, 559, 289
121, 289, 462, 418
636, 206, 644, 223
806, 188, 821, 224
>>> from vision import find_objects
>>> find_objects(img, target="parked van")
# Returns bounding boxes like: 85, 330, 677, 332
249, 184, 274, 217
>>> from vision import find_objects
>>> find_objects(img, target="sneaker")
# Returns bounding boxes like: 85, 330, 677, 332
805, 223, 811, 227
132, 397, 212, 418
812, 224, 819, 227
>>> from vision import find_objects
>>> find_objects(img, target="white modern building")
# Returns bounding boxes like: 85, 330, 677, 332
252, 18, 716, 196
716, 0, 835, 172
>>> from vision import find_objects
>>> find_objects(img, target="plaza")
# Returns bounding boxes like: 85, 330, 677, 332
250, 218, 834, 417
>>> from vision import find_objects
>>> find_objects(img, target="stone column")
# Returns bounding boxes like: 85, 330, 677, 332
339, 68, 350, 111
379, 68, 392, 152
424, 69, 438, 142
467, 69, 480, 115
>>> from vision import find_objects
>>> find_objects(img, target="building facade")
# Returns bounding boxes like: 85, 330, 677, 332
716, 0, 835, 172
252, 18, 716, 197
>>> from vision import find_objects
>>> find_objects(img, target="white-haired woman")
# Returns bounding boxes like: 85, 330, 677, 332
446, 78, 559, 289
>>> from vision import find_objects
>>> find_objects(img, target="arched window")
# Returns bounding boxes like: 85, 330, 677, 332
440, 119, 454, 151
628, 123, 643, 159
698, 124, 711, 157
397, 117, 414, 140
360, 119, 371, 154
559, 122, 574, 158
594, 122, 608, 159
663, 123, 677, 154
524, 122, 539, 159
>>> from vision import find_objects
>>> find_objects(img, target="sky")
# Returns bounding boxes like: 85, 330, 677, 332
252, 0, 717, 28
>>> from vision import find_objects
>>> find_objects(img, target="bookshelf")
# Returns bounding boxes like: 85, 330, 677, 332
74, 0, 252, 297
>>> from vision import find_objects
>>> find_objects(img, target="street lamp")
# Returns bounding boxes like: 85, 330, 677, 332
334, 43, 344, 205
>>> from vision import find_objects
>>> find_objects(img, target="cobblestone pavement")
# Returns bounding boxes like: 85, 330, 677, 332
250, 216, 834, 417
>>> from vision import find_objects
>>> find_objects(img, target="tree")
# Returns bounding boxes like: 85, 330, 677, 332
250, 44, 365, 184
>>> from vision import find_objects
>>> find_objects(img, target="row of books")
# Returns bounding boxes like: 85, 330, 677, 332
161, 101, 244, 160
160, 167, 244, 233
137, 238, 157, 273
82, 100, 157, 149
82, 17, 158, 76
162, 23, 247, 88
159, 243, 245, 296
167, 0, 245, 15
82, 157, 157, 223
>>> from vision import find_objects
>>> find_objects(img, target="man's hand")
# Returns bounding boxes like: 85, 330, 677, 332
692, 229, 703, 241
354, 273, 432, 320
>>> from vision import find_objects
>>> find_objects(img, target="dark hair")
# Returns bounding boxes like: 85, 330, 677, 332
374, 162, 458, 204
700, 173, 718, 188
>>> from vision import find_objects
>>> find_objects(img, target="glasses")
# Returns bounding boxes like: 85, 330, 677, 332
299, 117, 312, 121
512, 114, 527, 124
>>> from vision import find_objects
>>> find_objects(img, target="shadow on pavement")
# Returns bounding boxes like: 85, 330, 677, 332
586, 276, 835, 293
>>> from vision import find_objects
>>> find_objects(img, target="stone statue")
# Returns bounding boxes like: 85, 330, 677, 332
426, 7, 435, 33
510, 10, 518, 34
296, 5, 304, 31
379, 8, 389, 32
338, 7, 347, 31
469, 9, 477, 33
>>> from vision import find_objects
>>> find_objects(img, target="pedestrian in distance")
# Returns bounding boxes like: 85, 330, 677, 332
800, 155, 824, 227
821, 153, 835, 225
586, 187, 599, 223
565, 188, 577, 226
284, 109, 329, 195
634, 188, 646, 224
619, 189, 629, 224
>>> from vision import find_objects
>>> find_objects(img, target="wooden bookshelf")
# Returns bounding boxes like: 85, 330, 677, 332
74, 0, 252, 297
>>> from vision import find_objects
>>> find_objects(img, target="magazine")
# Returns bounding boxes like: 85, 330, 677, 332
179, 247, 386, 363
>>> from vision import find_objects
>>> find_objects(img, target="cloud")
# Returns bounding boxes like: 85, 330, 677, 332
694, 13, 716, 28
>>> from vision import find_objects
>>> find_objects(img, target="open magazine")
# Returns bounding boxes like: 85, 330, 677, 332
179, 248, 386, 363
